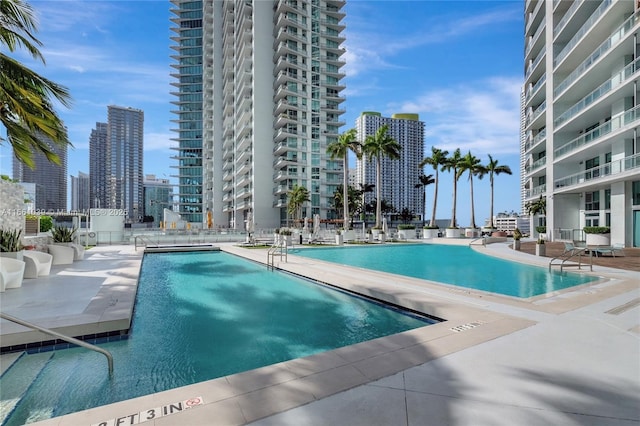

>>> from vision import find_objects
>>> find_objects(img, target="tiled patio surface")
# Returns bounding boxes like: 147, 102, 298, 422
0, 240, 638, 425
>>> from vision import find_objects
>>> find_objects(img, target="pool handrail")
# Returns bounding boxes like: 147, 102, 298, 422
0, 312, 114, 376
267, 240, 288, 269
548, 243, 593, 272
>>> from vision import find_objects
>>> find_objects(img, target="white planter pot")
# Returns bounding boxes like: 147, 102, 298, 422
377, 233, 386, 242
398, 229, 415, 240
367, 234, 373, 243
465, 228, 480, 238
445, 228, 460, 238
513, 240, 521, 250
536, 243, 546, 256
585, 233, 610, 246
342, 230, 355, 242
423, 228, 439, 239
335, 234, 343, 245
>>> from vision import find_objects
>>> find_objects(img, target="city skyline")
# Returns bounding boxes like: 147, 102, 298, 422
0, 1, 524, 226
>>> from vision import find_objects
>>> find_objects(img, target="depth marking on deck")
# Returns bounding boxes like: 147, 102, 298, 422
450, 321, 484, 333
90, 396, 203, 426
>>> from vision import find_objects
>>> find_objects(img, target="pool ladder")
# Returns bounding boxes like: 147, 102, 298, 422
548, 248, 593, 272
267, 240, 288, 269
0, 312, 114, 377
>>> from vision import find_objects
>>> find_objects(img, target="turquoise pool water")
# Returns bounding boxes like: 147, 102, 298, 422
292, 244, 598, 298
1, 251, 433, 425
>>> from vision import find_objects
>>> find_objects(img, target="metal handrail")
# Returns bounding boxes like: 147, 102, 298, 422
267, 240, 287, 269
548, 247, 593, 272
0, 312, 114, 376
134, 235, 157, 251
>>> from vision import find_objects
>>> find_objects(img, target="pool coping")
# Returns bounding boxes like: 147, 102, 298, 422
14, 240, 638, 426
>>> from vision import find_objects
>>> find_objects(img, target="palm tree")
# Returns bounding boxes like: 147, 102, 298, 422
485, 155, 512, 229
357, 182, 375, 226
414, 174, 434, 226
362, 125, 401, 228
442, 148, 463, 228
457, 151, 486, 229
287, 185, 310, 227
327, 128, 360, 230
0, 0, 72, 168
419, 147, 449, 228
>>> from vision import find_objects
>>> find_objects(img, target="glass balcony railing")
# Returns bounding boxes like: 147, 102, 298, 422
554, 153, 640, 189
525, 20, 545, 57
554, 0, 612, 67
525, 156, 546, 174
554, 57, 640, 127
525, 48, 545, 79
553, 0, 583, 37
554, 105, 640, 157
526, 100, 546, 127
525, 74, 546, 103
525, 184, 547, 199
524, 128, 547, 153
555, 11, 639, 98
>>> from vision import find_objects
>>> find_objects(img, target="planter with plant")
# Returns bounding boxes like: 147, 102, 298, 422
512, 228, 522, 250
397, 224, 416, 240
335, 230, 344, 245
583, 226, 610, 246
0, 228, 24, 260
423, 225, 439, 239
51, 226, 76, 243
445, 227, 460, 238
536, 235, 545, 256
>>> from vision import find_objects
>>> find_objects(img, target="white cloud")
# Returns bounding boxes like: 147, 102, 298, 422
394, 76, 523, 156
144, 131, 174, 152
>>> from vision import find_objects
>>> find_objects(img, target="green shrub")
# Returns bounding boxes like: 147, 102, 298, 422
51, 226, 76, 243
583, 226, 610, 234
0, 228, 23, 252
398, 224, 416, 230
40, 216, 53, 232
513, 228, 523, 240
535, 226, 546, 234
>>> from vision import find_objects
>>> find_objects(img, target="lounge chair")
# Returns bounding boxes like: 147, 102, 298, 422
47, 244, 75, 265
0, 257, 26, 291
23, 250, 53, 278
563, 242, 587, 256
593, 243, 626, 257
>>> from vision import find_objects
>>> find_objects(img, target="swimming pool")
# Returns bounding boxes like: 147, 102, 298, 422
292, 244, 598, 298
0, 251, 434, 425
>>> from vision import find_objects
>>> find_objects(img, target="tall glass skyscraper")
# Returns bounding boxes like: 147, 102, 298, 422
12, 134, 67, 211
170, 0, 204, 224
170, 0, 347, 229
89, 107, 144, 221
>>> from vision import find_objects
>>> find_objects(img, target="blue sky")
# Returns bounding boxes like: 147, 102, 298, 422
0, 0, 524, 227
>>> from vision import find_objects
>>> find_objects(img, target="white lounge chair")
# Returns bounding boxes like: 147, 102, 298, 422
47, 245, 75, 265
23, 250, 53, 278
0, 257, 26, 291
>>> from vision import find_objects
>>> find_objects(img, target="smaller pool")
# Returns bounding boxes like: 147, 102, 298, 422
1, 251, 435, 425
292, 244, 599, 298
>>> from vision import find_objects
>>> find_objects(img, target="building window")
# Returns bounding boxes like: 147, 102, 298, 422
604, 188, 610, 209
585, 213, 599, 227
585, 191, 599, 211
585, 156, 600, 179
633, 181, 640, 205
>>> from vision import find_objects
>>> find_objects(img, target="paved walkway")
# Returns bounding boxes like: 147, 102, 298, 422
0, 241, 638, 425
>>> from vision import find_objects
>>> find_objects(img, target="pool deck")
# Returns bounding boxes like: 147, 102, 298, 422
0, 240, 638, 425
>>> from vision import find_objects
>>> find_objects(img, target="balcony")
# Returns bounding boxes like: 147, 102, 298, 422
525, 156, 546, 175
524, 128, 546, 153
525, 184, 546, 199
525, 101, 546, 128
554, 11, 639, 98
554, 0, 612, 68
554, 153, 640, 189
555, 57, 640, 127
554, 105, 640, 158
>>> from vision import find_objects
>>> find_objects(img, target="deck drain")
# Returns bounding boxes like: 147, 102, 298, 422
606, 298, 640, 315
450, 321, 483, 333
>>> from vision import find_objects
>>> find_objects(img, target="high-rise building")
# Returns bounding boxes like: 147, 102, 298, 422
89, 107, 144, 221
522, 1, 640, 246
355, 112, 425, 219
143, 174, 174, 225
169, 0, 203, 224
70, 171, 90, 212
12, 134, 67, 211
170, 0, 347, 229
89, 122, 108, 209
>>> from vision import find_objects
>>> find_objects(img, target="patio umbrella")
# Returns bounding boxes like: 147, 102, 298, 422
207, 210, 213, 229
313, 214, 320, 237
303, 216, 309, 233
245, 212, 254, 233
382, 217, 388, 234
